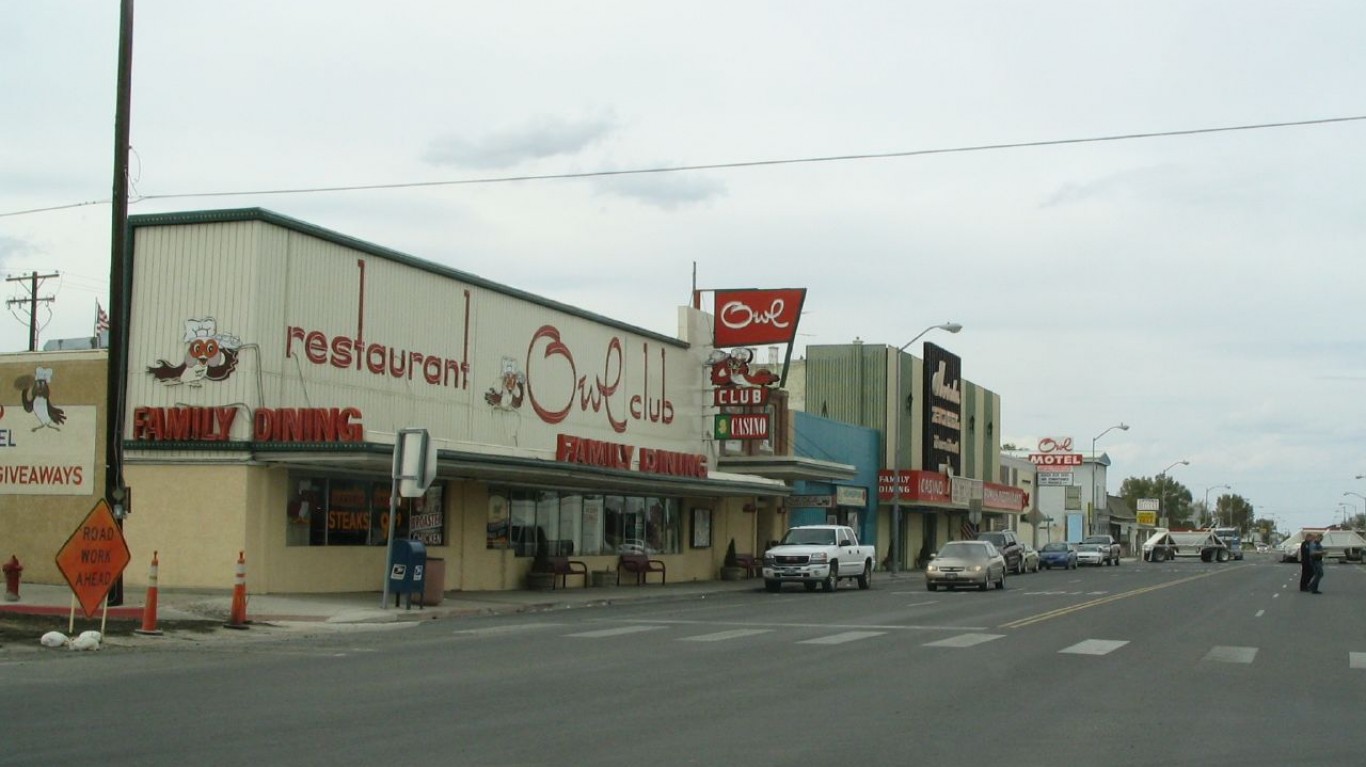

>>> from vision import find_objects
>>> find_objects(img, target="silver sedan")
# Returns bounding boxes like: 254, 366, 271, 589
925, 540, 1007, 592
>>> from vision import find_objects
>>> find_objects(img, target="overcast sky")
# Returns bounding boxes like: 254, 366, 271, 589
4, 1, 1365, 531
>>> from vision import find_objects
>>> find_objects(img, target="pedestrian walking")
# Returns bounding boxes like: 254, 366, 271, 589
1299, 535, 1315, 591
1308, 533, 1326, 594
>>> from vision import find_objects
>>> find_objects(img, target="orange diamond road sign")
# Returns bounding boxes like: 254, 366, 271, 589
55, 499, 132, 617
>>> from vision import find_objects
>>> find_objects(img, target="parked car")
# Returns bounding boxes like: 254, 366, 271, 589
925, 540, 1006, 592
1020, 544, 1040, 573
1076, 542, 1106, 566
1038, 541, 1077, 570
1081, 534, 1121, 566
975, 529, 1025, 575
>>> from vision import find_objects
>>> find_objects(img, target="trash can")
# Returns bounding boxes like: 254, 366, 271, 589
422, 557, 445, 606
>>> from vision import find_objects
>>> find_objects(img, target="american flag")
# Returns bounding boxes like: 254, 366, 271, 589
95, 301, 110, 334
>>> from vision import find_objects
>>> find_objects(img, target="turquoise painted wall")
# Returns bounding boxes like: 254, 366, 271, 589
789, 411, 880, 547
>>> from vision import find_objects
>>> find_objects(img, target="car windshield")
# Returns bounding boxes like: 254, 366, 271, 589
781, 528, 836, 546
939, 543, 987, 560
1078, 544, 1101, 551
978, 534, 1007, 545
1042, 542, 1070, 552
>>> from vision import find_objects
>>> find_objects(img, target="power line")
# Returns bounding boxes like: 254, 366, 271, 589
3, 114, 1364, 218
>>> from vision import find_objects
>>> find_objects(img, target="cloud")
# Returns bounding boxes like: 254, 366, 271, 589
592, 171, 727, 210
0, 234, 36, 266
422, 114, 616, 170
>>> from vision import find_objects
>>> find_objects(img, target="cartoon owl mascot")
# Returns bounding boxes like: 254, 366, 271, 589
147, 317, 242, 386
15, 367, 66, 431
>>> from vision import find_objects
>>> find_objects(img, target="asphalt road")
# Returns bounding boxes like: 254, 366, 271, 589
2, 554, 1361, 767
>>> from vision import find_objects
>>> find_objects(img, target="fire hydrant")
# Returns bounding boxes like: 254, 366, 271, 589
3, 555, 22, 602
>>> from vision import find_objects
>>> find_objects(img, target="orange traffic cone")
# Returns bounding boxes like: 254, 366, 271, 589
134, 551, 163, 636
224, 551, 249, 630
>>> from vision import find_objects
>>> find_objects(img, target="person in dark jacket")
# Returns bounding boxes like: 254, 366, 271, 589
1308, 534, 1326, 594
1299, 535, 1315, 591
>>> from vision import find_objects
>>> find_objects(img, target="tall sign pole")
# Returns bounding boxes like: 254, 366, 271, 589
105, 0, 135, 605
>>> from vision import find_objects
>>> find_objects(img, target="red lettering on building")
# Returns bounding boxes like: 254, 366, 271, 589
526, 325, 675, 434
132, 406, 364, 443
557, 434, 708, 478
132, 406, 239, 441
285, 325, 469, 390
253, 408, 365, 442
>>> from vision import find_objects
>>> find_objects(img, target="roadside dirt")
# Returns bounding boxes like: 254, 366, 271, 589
0, 611, 218, 646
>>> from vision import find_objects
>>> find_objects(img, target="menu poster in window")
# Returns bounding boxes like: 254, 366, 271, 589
691, 508, 712, 549
408, 484, 445, 546
486, 492, 510, 549
326, 481, 371, 546
581, 496, 604, 555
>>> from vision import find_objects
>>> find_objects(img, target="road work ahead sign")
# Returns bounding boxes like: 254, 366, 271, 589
55, 499, 132, 617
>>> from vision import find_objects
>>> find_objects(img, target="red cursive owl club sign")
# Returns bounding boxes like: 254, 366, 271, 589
713, 289, 806, 347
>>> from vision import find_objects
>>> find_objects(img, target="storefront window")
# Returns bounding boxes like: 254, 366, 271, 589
487, 487, 680, 557
286, 474, 446, 547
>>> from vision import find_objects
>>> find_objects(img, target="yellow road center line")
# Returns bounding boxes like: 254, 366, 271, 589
1000, 565, 1249, 629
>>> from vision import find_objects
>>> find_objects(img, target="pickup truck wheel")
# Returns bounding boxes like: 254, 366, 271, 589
823, 562, 838, 592
857, 562, 871, 590
764, 579, 781, 593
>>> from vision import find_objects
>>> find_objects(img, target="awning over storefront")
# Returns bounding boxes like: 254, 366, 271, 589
193, 442, 793, 499
715, 454, 857, 483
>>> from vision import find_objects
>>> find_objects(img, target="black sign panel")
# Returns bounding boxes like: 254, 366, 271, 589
921, 342, 962, 476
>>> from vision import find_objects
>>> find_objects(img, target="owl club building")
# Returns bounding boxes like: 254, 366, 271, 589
1, 208, 1025, 594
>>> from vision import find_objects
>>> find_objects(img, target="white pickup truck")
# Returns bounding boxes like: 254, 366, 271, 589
761, 524, 876, 593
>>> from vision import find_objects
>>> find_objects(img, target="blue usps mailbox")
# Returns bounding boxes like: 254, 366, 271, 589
388, 539, 427, 609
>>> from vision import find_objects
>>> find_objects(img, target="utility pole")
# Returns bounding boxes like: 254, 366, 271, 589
104, 0, 135, 606
5, 271, 60, 351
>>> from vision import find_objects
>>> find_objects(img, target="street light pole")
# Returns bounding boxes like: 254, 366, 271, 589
888, 322, 962, 574
1090, 423, 1129, 536
1157, 460, 1190, 529
1205, 484, 1230, 527
1344, 492, 1366, 529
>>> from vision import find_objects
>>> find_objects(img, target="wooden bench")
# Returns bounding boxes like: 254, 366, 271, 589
546, 556, 589, 589
731, 553, 761, 578
617, 553, 666, 585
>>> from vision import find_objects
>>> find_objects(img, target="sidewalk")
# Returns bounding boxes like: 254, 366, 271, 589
2, 576, 766, 630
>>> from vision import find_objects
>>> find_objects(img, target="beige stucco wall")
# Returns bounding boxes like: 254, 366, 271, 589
118, 460, 762, 594
0, 351, 108, 585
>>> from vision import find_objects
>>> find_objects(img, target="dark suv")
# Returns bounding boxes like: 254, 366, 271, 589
976, 530, 1025, 575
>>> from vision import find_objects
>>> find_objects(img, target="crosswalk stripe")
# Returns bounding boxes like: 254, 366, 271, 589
1350, 653, 1366, 670
924, 633, 1005, 648
1204, 646, 1258, 664
567, 626, 668, 638
798, 631, 886, 645
1059, 639, 1128, 656
452, 623, 563, 636
680, 629, 773, 642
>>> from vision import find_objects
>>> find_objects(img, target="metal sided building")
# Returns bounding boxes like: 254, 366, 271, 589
800, 340, 1022, 572
116, 208, 787, 593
